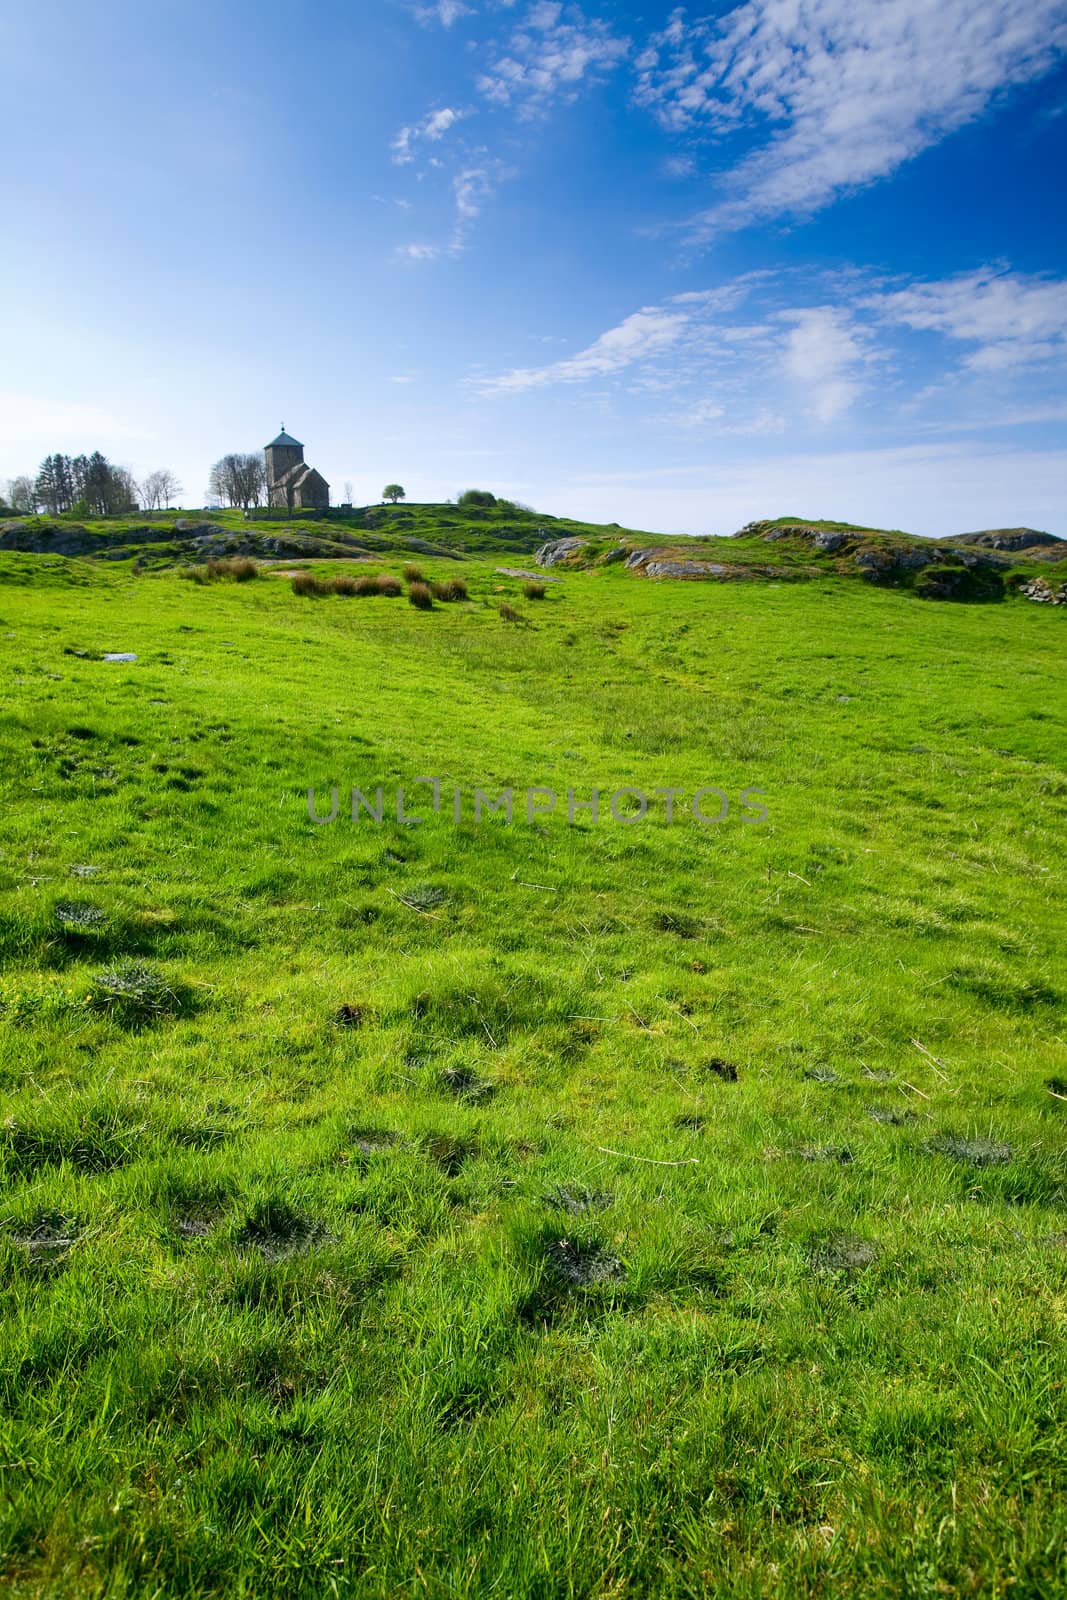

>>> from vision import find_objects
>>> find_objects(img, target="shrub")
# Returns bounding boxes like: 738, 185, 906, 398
458, 489, 497, 508
431, 578, 468, 602
408, 582, 433, 609
499, 603, 523, 623
523, 581, 547, 600
291, 572, 326, 596
330, 575, 359, 596
403, 563, 425, 584
376, 574, 402, 597
206, 557, 258, 582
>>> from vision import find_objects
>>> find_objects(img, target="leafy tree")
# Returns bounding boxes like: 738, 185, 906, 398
382, 484, 406, 504
457, 488, 496, 507
35, 457, 61, 514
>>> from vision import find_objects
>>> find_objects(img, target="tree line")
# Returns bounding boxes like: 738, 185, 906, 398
1, 447, 270, 516
2, 453, 182, 516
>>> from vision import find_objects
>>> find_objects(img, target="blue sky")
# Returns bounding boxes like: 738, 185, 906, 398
3, 0, 1067, 535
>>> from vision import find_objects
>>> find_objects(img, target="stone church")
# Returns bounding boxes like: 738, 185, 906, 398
264, 428, 330, 510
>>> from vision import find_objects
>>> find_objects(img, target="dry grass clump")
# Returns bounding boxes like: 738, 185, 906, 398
403, 563, 425, 584
499, 603, 523, 623
208, 557, 259, 581
408, 581, 433, 610
181, 557, 259, 584
291, 572, 326, 596
431, 578, 468, 602
523, 581, 547, 600
291, 571, 403, 598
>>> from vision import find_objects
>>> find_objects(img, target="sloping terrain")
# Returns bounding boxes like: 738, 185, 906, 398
0, 547, 1064, 1597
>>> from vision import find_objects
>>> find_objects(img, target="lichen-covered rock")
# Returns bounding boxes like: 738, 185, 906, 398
536, 537, 588, 567
643, 559, 731, 579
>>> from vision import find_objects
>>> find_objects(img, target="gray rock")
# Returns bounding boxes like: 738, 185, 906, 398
536, 537, 588, 567
643, 559, 730, 579
813, 531, 850, 552
1019, 578, 1067, 605
173, 520, 228, 537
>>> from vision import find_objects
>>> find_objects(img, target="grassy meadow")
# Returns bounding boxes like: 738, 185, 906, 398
0, 538, 1065, 1597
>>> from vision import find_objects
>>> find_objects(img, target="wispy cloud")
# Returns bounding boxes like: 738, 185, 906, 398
477, 2, 630, 117
635, 0, 1067, 233
397, 157, 512, 261
779, 307, 869, 422
867, 268, 1067, 371
476, 306, 691, 392
392, 105, 470, 164
415, 0, 475, 27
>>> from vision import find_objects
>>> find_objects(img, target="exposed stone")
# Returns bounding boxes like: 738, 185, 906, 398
536, 537, 588, 566
1018, 578, 1067, 605
954, 527, 1063, 551
643, 559, 731, 579
813, 531, 850, 552
496, 567, 562, 581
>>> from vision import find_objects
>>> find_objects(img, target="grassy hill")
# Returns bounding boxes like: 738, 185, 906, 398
2, 503, 1063, 602
0, 538, 1064, 1596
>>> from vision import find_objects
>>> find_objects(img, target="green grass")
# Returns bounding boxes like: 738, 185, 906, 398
0, 546, 1064, 1597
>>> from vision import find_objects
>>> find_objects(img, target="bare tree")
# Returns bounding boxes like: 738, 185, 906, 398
208, 453, 266, 510
343, 480, 354, 505
141, 469, 182, 511
6, 476, 37, 514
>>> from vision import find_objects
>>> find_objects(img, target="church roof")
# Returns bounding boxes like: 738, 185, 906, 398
275, 463, 330, 489
266, 428, 303, 449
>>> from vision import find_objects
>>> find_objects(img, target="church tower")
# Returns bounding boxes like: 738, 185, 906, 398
264, 427, 304, 493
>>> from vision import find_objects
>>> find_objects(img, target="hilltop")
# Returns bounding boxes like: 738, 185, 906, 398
1, 503, 1064, 604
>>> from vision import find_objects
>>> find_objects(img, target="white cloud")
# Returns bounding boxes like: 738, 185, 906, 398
477, 3, 629, 115
635, 0, 1067, 233
416, 0, 474, 26
476, 306, 690, 392
867, 268, 1067, 371
779, 306, 869, 421
474, 280, 872, 424
395, 159, 511, 260
395, 242, 444, 261
392, 105, 469, 164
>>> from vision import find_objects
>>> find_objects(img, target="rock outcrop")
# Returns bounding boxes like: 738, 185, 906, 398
1018, 577, 1067, 604
536, 537, 588, 566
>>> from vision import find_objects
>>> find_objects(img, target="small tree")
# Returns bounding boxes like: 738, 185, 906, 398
7, 475, 36, 514
383, 484, 406, 504
343, 480, 354, 504
209, 453, 265, 510
141, 469, 181, 511
457, 488, 496, 507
